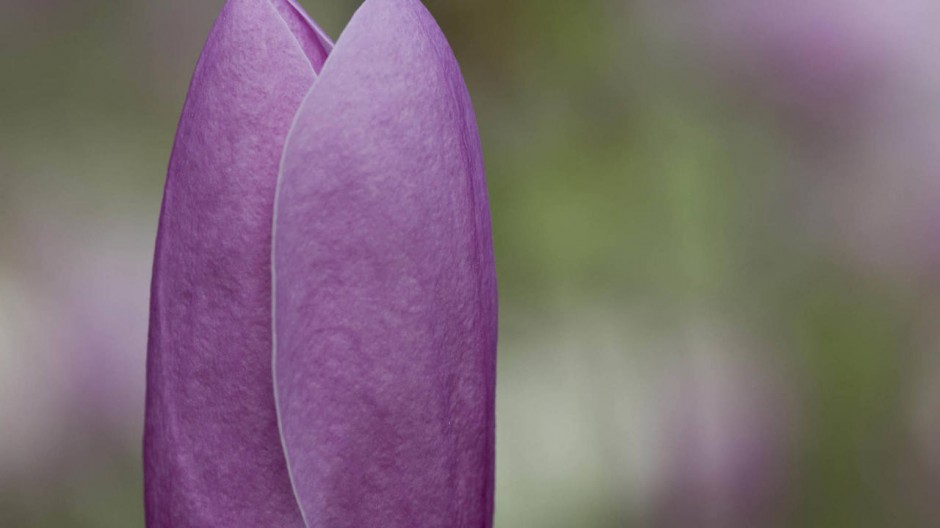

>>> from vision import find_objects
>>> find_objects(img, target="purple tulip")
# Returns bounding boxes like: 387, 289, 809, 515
145, 0, 497, 526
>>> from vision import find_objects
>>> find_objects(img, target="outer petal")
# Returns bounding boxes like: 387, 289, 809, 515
272, 0, 498, 526
145, 1, 329, 526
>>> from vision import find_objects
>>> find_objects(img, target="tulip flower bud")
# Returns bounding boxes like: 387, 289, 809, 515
145, 1, 496, 526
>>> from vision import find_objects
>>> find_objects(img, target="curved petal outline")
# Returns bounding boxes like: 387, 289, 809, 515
271, 0, 497, 525
145, 0, 331, 526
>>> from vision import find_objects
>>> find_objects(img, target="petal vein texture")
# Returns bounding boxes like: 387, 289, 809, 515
146, 0, 495, 526
145, 1, 327, 526
272, 0, 496, 526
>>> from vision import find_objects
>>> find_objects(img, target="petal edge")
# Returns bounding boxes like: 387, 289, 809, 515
273, 1, 497, 526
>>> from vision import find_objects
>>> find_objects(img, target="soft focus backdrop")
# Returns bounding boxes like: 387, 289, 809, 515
2, 0, 939, 526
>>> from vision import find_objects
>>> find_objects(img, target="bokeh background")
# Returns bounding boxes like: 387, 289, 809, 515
2, 0, 940, 526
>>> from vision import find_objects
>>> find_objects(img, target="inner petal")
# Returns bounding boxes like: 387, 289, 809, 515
270, 0, 331, 73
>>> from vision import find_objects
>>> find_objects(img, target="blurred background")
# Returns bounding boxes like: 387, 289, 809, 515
2, 0, 939, 525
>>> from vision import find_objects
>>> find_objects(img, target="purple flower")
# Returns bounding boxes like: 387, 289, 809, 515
144, 1, 497, 526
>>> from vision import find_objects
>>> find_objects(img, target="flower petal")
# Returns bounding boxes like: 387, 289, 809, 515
271, 0, 333, 72
272, 0, 497, 526
145, 1, 328, 526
